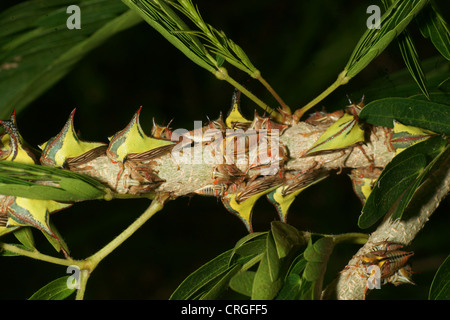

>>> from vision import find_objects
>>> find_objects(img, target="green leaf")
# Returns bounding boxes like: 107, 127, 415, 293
270, 221, 306, 259
198, 265, 240, 300
303, 237, 334, 279
0, 161, 109, 201
170, 238, 264, 300
303, 237, 334, 300
275, 274, 302, 300
416, 3, 450, 60
410, 91, 450, 105
13, 227, 35, 250
429, 255, 450, 300
229, 271, 255, 297
359, 136, 448, 228
251, 234, 282, 300
344, 0, 429, 80
359, 97, 450, 134
28, 276, 76, 300
170, 249, 234, 300
0, 0, 142, 118
380, 0, 429, 99
286, 253, 307, 277
397, 30, 430, 98
42, 220, 70, 254
122, 0, 216, 73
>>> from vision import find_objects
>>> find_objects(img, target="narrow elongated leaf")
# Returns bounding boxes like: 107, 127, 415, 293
359, 136, 448, 228
391, 142, 449, 220
229, 271, 255, 297
122, 0, 216, 73
344, 0, 429, 79
170, 249, 234, 300
380, 0, 429, 98
170, 238, 265, 300
416, 4, 450, 60
0, 0, 142, 118
397, 30, 430, 98
28, 276, 76, 300
198, 265, 240, 300
13, 227, 35, 250
429, 255, 450, 300
359, 97, 450, 134
0, 161, 109, 201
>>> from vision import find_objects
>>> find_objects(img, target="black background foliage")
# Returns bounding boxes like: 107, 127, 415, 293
0, 0, 448, 299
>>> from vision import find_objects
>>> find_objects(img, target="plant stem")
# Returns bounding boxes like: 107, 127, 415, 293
255, 74, 291, 114
85, 197, 165, 271
294, 70, 350, 120
0, 243, 80, 267
332, 232, 369, 245
215, 68, 284, 122
75, 269, 90, 300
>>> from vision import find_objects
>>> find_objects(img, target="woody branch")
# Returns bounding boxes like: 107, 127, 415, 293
322, 150, 450, 300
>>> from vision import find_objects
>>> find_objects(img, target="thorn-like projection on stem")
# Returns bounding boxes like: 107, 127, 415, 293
0, 111, 36, 164
39, 109, 107, 168
221, 175, 282, 232
225, 89, 252, 130
3, 196, 72, 241
304, 99, 366, 156
106, 107, 175, 163
389, 120, 438, 155
267, 170, 329, 223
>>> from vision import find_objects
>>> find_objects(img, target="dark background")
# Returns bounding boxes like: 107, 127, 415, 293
0, 0, 448, 299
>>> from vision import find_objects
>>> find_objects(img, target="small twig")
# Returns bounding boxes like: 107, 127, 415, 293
255, 74, 291, 114
294, 71, 349, 120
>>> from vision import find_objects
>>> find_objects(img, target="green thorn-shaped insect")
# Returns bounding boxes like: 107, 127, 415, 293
39, 109, 107, 168
3, 196, 72, 240
225, 89, 252, 129
266, 171, 328, 222
390, 120, 438, 155
348, 167, 382, 205
305, 100, 366, 155
0, 112, 36, 164
221, 176, 282, 232
106, 107, 175, 163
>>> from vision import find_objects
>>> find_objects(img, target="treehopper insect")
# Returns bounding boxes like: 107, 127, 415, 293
383, 265, 415, 286
348, 167, 382, 205
0, 195, 72, 241
193, 183, 226, 197
266, 170, 329, 222
106, 107, 175, 164
225, 89, 252, 130
389, 120, 438, 155
39, 109, 107, 168
106, 107, 175, 191
0, 112, 37, 164
151, 117, 173, 140
361, 248, 414, 280
304, 100, 366, 155
221, 175, 282, 232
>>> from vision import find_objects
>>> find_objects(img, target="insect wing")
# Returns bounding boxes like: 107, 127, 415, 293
391, 120, 438, 155
305, 113, 365, 155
